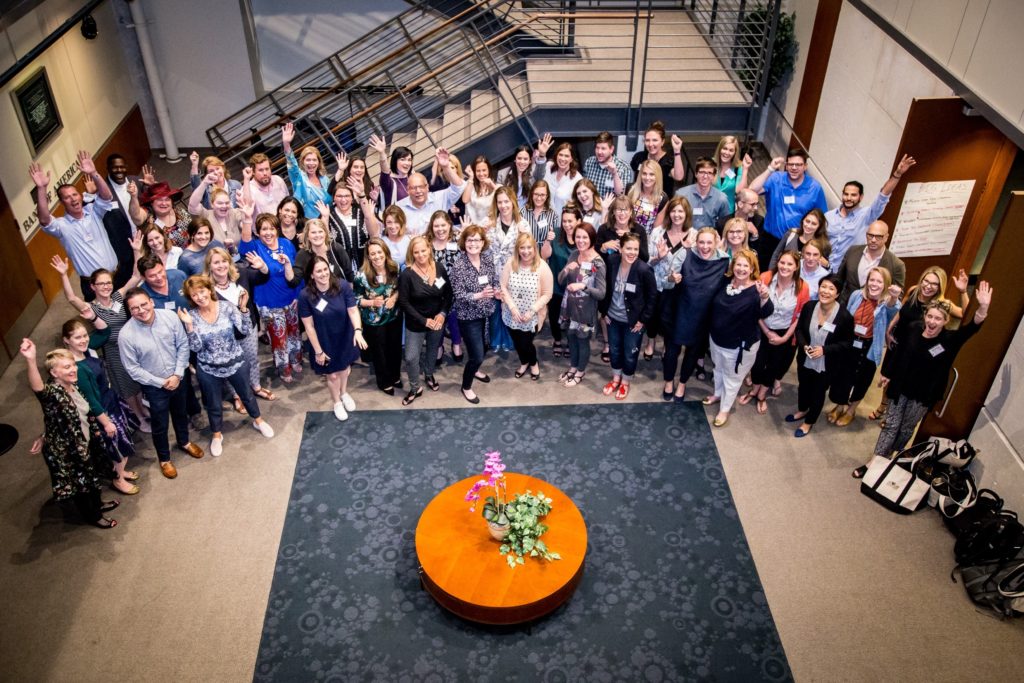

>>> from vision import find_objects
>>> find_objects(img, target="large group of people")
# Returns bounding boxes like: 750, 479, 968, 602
22, 122, 995, 529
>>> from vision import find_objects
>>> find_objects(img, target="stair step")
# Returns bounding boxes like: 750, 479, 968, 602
442, 103, 471, 151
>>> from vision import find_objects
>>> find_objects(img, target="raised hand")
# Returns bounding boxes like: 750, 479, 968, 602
189, 151, 200, 171
975, 280, 992, 308
346, 175, 365, 198
77, 150, 97, 176
769, 156, 785, 171
315, 200, 331, 218
237, 289, 249, 311
237, 193, 255, 219
141, 164, 157, 185
368, 133, 387, 157
435, 146, 450, 168
127, 180, 138, 197
895, 154, 916, 177
19, 338, 36, 360
28, 162, 50, 188
368, 186, 380, 204
670, 134, 683, 153
83, 176, 97, 194
203, 171, 218, 186
742, 153, 753, 169
953, 268, 969, 292
537, 133, 553, 157
281, 122, 295, 145
177, 309, 193, 326
50, 255, 69, 275
242, 166, 253, 183
656, 237, 668, 259
130, 230, 144, 254
245, 251, 267, 271
335, 150, 348, 172
887, 284, 902, 302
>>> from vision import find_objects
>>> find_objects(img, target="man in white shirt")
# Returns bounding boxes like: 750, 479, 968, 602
396, 147, 464, 235
243, 152, 290, 216
31, 150, 118, 302
101, 154, 142, 289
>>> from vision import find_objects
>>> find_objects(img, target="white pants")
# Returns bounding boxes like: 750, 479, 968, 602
709, 339, 760, 413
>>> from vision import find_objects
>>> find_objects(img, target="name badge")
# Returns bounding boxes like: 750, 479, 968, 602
434, 277, 446, 289
692, 207, 704, 216
605, 181, 615, 190
478, 275, 489, 285
853, 339, 864, 349
110, 301, 123, 313
725, 169, 736, 179
315, 298, 328, 312
854, 324, 869, 335
822, 322, 836, 333
376, 275, 386, 284
783, 195, 796, 205
580, 262, 592, 272
929, 344, 945, 357
624, 283, 636, 293
538, 219, 548, 228
446, 243, 456, 251
164, 301, 176, 310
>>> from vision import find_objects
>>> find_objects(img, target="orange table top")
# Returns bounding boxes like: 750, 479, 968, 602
415, 472, 587, 612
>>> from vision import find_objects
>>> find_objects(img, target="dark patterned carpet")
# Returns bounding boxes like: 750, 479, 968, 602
254, 402, 791, 682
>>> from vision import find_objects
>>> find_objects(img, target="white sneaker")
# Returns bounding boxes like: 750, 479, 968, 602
333, 402, 348, 421
253, 420, 275, 438
340, 392, 356, 412
210, 436, 223, 457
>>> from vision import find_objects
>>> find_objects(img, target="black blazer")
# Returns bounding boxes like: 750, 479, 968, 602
794, 303, 854, 374
599, 254, 658, 327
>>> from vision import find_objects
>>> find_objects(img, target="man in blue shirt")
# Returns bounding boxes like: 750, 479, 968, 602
825, 154, 916, 272
137, 255, 189, 311
674, 157, 731, 229
747, 148, 828, 250
31, 150, 119, 302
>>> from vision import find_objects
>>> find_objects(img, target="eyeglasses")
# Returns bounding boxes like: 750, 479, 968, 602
614, 207, 632, 213
696, 170, 715, 176
786, 162, 805, 168
464, 237, 483, 243
865, 233, 887, 240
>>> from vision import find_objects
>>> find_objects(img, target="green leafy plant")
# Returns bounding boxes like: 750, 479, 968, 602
734, 6, 798, 102
499, 490, 561, 569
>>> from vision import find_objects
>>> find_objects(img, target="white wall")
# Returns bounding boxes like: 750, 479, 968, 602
778, 0, 821, 126
251, 0, 406, 90
0, 0, 139, 240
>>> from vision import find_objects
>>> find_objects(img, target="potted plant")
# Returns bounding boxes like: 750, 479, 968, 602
465, 451, 510, 539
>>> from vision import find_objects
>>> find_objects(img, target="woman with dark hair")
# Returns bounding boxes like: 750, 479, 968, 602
294, 218, 354, 284
380, 205, 412, 271
533, 134, 582, 216
543, 204, 580, 359
662, 227, 730, 403
599, 232, 656, 399
299, 256, 367, 421
523, 179, 558, 248
238, 197, 303, 383
353, 238, 403, 395
20, 339, 118, 528
179, 275, 274, 455
276, 196, 305, 250
427, 210, 463, 365
329, 150, 375, 200
177, 217, 225, 278
449, 225, 500, 403
282, 122, 330, 218
369, 133, 413, 209
497, 145, 534, 208
139, 224, 183, 271
463, 155, 497, 226
629, 121, 685, 196
315, 179, 380, 270
61, 317, 140, 495
572, 177, 605, 228
398, 236, 453, 404
786, 275, 854, 438
741, 249, 809, 414
644, 196, 695, 361
502, 232, 553, 381
769, 208, 829, 270
596, 194, 650, 361
556, 220, 606, 387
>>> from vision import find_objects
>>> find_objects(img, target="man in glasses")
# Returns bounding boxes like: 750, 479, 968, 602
835, 220, 906, 304
673, 157, 730, 229
747, 147, 828, 258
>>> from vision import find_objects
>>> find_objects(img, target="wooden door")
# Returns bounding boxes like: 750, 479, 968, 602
0, 183, 43, 366
880, 97, 1016, 288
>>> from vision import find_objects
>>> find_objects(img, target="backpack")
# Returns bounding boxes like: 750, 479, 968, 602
953, 510, 1024, 567
943, 488, 1004, 538
954, 550, 1024, 618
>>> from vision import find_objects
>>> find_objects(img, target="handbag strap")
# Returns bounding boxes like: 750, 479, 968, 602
937, 475, 978, 518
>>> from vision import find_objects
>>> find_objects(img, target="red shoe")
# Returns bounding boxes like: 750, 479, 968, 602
615, 383, 629, 400
602, 380, 620, 396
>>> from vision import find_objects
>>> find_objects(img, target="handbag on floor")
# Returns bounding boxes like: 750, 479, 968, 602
930, 437, 978, 470
944, 489, 1004, 538
929, 468, 978, 518
953, 548, 1024, 618
860, 441, 936, 514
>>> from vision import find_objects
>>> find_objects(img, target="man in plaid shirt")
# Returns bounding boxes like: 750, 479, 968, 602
583, 131, 634, 198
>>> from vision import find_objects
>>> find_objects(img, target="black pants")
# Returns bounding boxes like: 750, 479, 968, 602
796, 362, 832, 425
750, 328, 797, 386
831, 341, 875, 404
547, 293, 564, 343
508, 328, 538, 366
71, 488, 103, 523
662, 339, 706, 383
363, 317, 404, 390
142, 382, 191, 462
458, 317, 486, 390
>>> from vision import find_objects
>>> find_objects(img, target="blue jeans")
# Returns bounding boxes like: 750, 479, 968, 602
458, 317, 486, 390
608, 318, 644, 378
196, 363, 261, 434
141, 383, 191, 462
404, 327, 444, 391
567, 335, 591, 372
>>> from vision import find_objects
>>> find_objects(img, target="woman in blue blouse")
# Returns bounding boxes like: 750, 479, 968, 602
177, 217, 224, 278
179, 275, 274, 457
353, 238, 404, 394
282, 122, 330, 218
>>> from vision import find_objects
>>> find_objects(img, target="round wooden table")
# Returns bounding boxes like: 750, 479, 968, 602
415, 472, 587, 625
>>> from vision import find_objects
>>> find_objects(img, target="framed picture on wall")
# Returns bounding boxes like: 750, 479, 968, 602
12, 67, 62, 155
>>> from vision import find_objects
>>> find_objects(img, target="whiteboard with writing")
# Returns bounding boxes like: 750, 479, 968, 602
889, 180, 975, 257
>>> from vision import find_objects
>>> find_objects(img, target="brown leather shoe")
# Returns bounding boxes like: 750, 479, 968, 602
160, 461, 178, 479
180, 442, 204, 459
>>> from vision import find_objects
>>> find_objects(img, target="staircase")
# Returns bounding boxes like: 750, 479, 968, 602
205, 0, 778, 175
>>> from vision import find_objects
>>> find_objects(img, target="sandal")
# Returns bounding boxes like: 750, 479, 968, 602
851, 465, 868, 479
565, 371, 585, 387
602, 379, 621, 396
600, 349, 611, 363
756, 399, 768, 415
100, 499, 120, 513
254, 387, 277, 401
93, 517, 118, 529
424, 376, 440, 392
694, 367, 707, 382
772, 381, 783, 397
615, 383, 629, 401
558, 369, 576, 383
868, 400, 889, 421
530, 366, 541, 381
515, 366, 528, 379
643, 347, 654, 361
737, 391, 756, 406
402, 388, 423, 406
233, 397, 248, 415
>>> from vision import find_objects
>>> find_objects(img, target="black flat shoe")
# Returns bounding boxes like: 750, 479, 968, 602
461, 388, 480, 404
643, 350, 654, 361
402, 388, 423, 406
392, 380, 403, 390
382, 387, 395, 396
452, 351, 464, 364
425, 375, 440, 392
100, 500, 120, 513
852, 465, 868, 479
601, 350, 611, 363
475, 373, 491, 383
530, 367, 541, 381
784, 413, 802, 423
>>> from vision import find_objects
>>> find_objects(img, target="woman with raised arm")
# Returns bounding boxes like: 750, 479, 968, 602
20, 338, 118, 528
502, 232, 553, 382
62, 317, 140, 495
769, 208, 829, 271
496, 145, 535, 208
316, 179, 381, 270
133, 181, 190, 248
428, 211, 463, 366
598, 232, 656, 400
276, 196, 305, 250
852, 281, 992, 478
293, 217, 354, 284
178, 275, 274, 456
328, 150, 375, 201
353, 239, 403, 394
282, 122, 330, 218
828, 267, 901, 428
533, 134, 582, 216
369, 133, 413, 210
741, 250, 809, 414
786, 275, 854, 438
204, 246, 274, 402
556, 221, 607, 387
705, 248, 775, 427
50, 253, 148, 430
627, 159, 668, 236
298, 256, 368, 421
176, 217, 225, 278
644, 196, 695, 362
463, 155, 498, 227
188, 173, 244, 251
398, 236, 453, 405
188, 152, 242, 209
712, 135, 746, 213
449, 225, 500, 403
238, 197, 303, 383
629, 121, 685, 197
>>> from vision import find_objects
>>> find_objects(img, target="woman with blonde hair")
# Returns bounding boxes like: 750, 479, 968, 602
502, 232, 553, 380
487, 186, 531, 352
398, 236, 453, 404
281, 122, 330, 217
721, 216, 752, 257
294, 217, 354, 283
713, 135, 746, 212
188, 153, 242, 209
627, 159, 667, 236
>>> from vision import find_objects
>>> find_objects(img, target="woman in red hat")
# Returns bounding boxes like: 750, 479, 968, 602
131, 181, 191, 248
